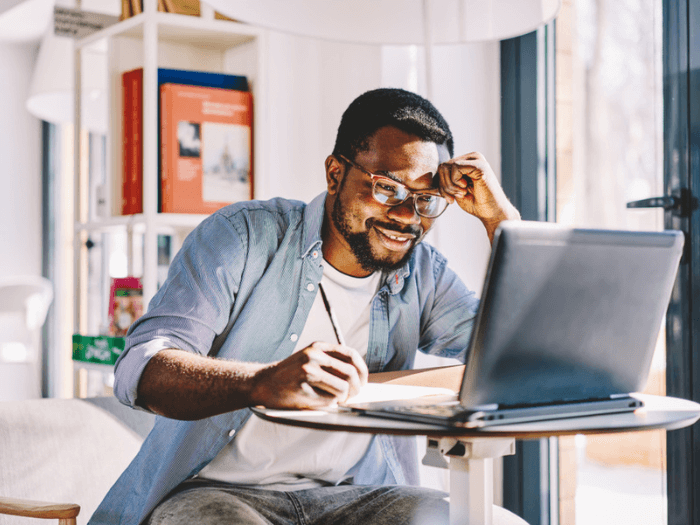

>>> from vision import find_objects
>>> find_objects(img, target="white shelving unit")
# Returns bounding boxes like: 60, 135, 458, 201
72, 1, 267, 340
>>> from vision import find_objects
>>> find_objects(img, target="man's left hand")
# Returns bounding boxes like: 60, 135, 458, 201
437, 152, 521, 242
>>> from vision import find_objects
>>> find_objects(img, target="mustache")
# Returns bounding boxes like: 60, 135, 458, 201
368, 219, 423, 238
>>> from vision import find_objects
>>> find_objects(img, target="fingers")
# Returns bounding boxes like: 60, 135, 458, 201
324, 344, 369, 385
438, 153, 487, 199
303, 342, 367, 400
251, 342, 368, 409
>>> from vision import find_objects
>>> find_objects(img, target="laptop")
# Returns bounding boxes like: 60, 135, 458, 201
350, 221, 684, 428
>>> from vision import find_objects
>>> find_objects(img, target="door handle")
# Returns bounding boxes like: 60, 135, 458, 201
626, 188, 696, 218
626, 196, 678, 210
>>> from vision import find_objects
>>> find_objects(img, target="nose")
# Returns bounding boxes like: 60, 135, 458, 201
386, 196, 421, 225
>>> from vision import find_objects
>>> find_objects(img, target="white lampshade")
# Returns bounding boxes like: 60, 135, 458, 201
203, 0, 560, 45
26, 29, 108, 132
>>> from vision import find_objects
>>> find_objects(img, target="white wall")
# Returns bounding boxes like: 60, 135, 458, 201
261, 32, 383, 202
0, 40, 43, 400
0, 41, 41, 278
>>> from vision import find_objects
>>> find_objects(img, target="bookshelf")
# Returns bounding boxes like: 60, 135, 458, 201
72, 1, 266, 359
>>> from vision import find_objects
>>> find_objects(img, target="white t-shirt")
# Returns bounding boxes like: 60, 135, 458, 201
198, 260, 381, 490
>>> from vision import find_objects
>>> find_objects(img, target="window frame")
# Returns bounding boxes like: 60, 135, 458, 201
499, 22, 558, 525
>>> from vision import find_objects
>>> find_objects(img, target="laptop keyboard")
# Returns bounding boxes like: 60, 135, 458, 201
382, 404, 469, 420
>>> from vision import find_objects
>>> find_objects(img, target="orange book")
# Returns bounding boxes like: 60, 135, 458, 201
122, 68, 143, 214
160, 83, 253, 214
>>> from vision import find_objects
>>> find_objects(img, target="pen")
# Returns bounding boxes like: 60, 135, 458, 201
318, 282, 346, 346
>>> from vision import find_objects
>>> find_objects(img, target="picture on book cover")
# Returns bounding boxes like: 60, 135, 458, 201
177, 121, 201, 158
201, 122, 251, 203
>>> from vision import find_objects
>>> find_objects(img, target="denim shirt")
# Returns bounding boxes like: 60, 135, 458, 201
90, 192, 479, 525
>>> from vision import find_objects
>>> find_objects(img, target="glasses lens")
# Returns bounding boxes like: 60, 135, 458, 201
373, 178, 407, 205
415, 194, 448, 218
372, 176, 448, 218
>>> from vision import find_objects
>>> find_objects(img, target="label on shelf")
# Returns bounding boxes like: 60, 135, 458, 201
54, 6, 119, 39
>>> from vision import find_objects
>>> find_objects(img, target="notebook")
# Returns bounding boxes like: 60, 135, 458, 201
350, 221, 684, 428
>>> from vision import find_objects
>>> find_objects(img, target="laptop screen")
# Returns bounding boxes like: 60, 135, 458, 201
459, 222, 683, 408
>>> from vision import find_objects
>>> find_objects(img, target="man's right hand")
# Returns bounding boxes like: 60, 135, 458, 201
250, 342, 369, 409
136, 343, 368, 420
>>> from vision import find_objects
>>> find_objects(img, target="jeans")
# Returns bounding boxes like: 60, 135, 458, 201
148, 478, 450, 525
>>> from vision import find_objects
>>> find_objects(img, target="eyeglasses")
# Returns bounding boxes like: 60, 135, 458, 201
339, 155, 449, 219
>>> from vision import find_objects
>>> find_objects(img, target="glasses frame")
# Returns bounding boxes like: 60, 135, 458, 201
338, 155, 449, 219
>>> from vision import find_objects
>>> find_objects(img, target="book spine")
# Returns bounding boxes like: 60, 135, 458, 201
121, 69, 144, 215
120, 0, 131, 20
248, 91, 254, 200
132, 70, 143, 213
121, 71, 132, 215
160, 86, 171, 213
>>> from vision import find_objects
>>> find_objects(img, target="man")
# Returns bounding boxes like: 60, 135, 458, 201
90, 88, 521, 524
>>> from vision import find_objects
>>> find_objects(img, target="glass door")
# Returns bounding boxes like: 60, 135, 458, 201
554, 0, 666, 523
663, 1, 700, 523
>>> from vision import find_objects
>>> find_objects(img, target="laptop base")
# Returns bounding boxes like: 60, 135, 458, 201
353, 395, 644, 428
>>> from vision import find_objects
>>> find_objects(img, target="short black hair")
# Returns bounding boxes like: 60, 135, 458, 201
332, 88, 454, 160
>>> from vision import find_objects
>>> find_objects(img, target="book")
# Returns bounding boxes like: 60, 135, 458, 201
160, 83, 253, 214
120, 1, 236, 23
120, 0, 131, 20
107, 277, 144, 337
121, 68, 249, 215
122, 68, 143, 214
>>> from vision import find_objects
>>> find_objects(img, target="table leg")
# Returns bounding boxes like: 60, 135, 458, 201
449, 456, 493, 525
422, 437, 516, 525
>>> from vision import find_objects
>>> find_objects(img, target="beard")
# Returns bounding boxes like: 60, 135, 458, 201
331, 193, 423, 274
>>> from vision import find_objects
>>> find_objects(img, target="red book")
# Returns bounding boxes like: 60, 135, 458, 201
160, 83, 253, 214
121, 68, 143, 214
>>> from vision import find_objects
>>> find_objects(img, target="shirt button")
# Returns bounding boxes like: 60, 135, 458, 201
306, 283, 315, 292
228, 429, 236, 437
290, 334, 298, 342
312, 251, 319, 259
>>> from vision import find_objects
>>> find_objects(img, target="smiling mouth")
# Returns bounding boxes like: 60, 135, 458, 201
373, 225, 417, 251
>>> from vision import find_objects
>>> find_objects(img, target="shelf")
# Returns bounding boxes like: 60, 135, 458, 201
72, 5, 266, 330
73, 361, 114, 373
77, 11, 261, 50
75, 213, 210, 234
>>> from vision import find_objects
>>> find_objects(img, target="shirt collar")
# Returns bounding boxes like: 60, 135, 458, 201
301, 192, 327, 259
301, 191, 411, 293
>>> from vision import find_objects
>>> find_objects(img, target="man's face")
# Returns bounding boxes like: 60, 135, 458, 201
324, 125, 450, 276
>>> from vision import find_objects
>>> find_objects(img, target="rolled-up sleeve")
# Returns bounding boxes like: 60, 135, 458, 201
113, 338, 178, 407
113, 212, 246, 408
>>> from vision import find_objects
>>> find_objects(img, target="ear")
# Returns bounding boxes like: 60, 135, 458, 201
325, 155, 345, 195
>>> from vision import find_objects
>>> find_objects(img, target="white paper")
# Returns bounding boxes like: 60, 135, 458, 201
342, 382, 456, 406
